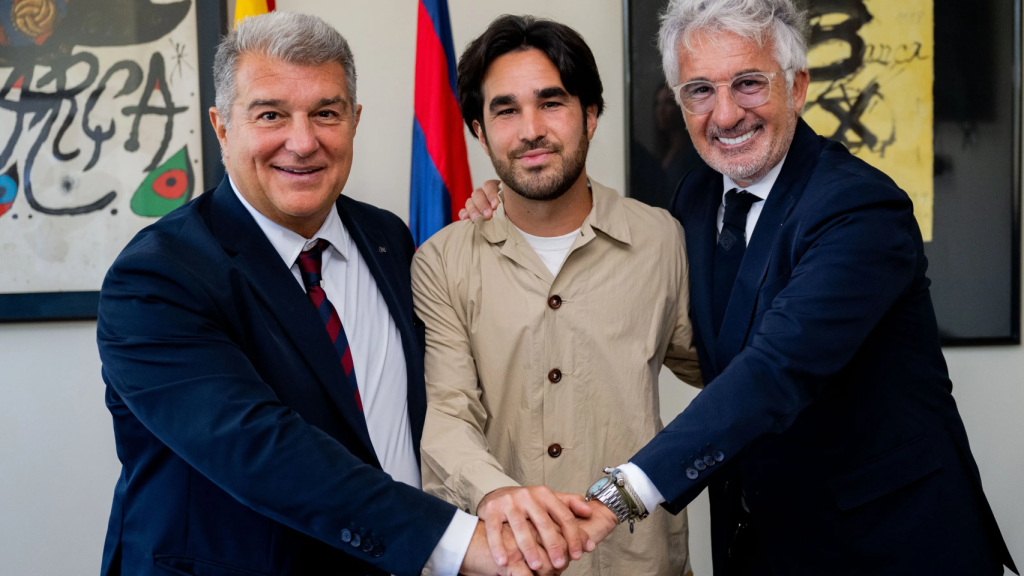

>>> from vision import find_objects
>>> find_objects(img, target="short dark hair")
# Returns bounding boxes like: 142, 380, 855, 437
457, 15, 605, 138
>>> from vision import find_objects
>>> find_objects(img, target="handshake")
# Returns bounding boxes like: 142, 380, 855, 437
459, 485, 622, 576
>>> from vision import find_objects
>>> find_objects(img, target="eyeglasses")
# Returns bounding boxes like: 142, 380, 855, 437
671, 71, 787, 115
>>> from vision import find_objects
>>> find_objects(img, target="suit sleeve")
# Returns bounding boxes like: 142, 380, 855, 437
97, 233, 456, 576
663, 218, 704, 388
412, 237, 521, 513
632, 177, 919, 511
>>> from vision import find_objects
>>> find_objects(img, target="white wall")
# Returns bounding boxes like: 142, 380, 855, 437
0, 1, 1020, 574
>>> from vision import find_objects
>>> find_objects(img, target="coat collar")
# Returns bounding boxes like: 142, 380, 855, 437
712, 119, 825, 368
208, 177, 380, 466
475, 179, 632, 282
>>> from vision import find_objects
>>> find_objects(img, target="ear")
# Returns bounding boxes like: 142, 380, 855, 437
584, 104, 599, 141
209, 106, 228, 155
790, 69, 810, 112
352, 103, 363, 132
473, 120, 490, 153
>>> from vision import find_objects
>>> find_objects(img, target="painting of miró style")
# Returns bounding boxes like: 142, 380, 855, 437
0, 0, 204, 294
801, 0, 934, 241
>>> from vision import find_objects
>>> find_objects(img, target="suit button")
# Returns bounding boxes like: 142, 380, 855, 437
547, 444, 562, 458
704, 454, 717, 467
362, 539, 374, 553
686, 467, 699, 480
713, 450, 725, 462
350, 533, 362, 547
373, 544, 386, 558
548, 295, 562, 309
548, 369, 562, 383
694, 459, 706, 471
341, 529, 352, 543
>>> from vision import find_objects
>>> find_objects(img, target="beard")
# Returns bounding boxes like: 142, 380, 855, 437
699, 105, 797, 184
489, 128, 589, 202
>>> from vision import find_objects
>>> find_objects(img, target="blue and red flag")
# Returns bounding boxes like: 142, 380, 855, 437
410, 0, 472, 246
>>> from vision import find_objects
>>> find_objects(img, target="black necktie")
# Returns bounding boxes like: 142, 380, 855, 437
712, 189, 763, 336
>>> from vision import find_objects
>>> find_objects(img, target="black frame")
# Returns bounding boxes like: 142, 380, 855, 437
624, 0, 1022, 346
0, 0, 228, 323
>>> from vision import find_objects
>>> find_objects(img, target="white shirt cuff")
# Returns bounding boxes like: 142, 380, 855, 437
618, 462, 666, 513
421, 509, 478, 576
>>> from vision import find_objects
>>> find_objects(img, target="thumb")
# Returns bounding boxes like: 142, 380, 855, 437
557, 493, 593, 518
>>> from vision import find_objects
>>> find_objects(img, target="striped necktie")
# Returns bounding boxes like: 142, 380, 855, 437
296, 239, 362, 411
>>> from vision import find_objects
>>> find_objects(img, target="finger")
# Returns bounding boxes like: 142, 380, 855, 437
470, 188, 493, 218
537, 492, 583, 562
481, 179, 501, 207
483, 513, 510, 567
458, 208, 469, 221
528, 522, 562, 576
507, 509, 546, 571
556, 493, 593, 518
577, 524, 596, 552
522, 502, 570, 567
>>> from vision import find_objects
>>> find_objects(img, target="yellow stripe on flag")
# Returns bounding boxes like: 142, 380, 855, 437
235, 0, 269, 28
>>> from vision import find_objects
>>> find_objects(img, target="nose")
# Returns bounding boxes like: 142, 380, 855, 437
710, 84, 746, 130
286, 116, 320, 157
519, 107, 547, 143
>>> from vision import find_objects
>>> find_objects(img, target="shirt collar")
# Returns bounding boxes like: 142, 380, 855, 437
722, 152, 789, 202
477, 178, 632, 246
229, 176, 349, 267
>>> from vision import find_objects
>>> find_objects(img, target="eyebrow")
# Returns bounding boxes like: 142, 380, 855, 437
536, 86, 570, 99
247, 96, 349, 111
488, 94, 517, 113
683, 68, 765, 83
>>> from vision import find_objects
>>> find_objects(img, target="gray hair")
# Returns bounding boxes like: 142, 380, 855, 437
659, 0, 808, 89
213, 11, 358, 128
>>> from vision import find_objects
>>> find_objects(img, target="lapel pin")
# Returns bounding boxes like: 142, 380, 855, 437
378, 246, 387, 253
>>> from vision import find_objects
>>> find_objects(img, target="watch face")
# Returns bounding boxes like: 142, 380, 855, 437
587, 477, 610, 496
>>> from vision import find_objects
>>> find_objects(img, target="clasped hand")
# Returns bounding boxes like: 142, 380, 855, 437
461, 485, 619, 576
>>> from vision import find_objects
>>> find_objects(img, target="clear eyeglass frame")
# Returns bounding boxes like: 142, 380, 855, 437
671, 70, 789, 115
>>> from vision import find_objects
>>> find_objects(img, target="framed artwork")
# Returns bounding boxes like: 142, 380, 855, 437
0, 0, 227, 322
625, 0, 1022, 345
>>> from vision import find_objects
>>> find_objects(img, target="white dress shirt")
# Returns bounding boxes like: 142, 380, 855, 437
230, 179, 476, 576
618, 153, 790, 514
717, 153, 788, 244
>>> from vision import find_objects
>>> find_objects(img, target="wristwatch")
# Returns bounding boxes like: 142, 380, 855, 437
585, 467, 648, 533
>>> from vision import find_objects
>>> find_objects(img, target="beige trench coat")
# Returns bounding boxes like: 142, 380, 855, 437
412, 181, 702, 576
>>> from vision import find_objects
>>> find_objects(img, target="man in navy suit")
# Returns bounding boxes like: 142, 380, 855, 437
462, 1, 1017, 574
96, 12, 583, 576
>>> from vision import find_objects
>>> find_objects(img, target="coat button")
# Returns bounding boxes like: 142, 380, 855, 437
350, 533, 362, 547
694, 459, 706, 471
547, 443, 562, 458
713, 450, 725, 462
548, 369, 562, 383
362, 539, 374, 553
341, 529, 352, 543
704, 454, 717, 467
686, 467, 699, 480
548, 295, 562, 309
373, 544, 386, 558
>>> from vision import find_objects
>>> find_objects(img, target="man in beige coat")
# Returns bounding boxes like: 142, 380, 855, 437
413, 15, 702, 576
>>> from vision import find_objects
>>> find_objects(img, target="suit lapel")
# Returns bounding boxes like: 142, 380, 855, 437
209, 180, 379, 465
686, 173, 724, 375
336, 197, 429, 461
713, 120, 824, 367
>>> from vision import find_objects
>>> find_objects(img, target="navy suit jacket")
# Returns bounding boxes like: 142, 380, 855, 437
632, 120, 1016, 575
97, 177, 456, 576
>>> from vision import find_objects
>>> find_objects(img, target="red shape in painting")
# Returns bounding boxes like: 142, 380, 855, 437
152, 169, 188, 199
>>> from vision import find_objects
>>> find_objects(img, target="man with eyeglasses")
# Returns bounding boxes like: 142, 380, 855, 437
460, 1, 1016, 575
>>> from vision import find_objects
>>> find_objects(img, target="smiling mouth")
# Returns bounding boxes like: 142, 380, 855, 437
717, 130, 757, 146
275, 166, 324, 175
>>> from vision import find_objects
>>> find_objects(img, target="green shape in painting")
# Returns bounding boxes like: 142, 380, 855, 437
130, 146, 195, 217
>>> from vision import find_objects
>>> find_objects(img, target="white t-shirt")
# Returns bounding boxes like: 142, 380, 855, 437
515, 226, 581, 276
